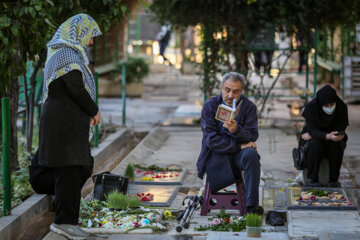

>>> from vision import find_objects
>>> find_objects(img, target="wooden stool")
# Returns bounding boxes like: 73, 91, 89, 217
201, 177, 247, 216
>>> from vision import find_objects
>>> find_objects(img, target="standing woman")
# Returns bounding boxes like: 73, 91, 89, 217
29, 14, 102, 239
301, 85, 349, 187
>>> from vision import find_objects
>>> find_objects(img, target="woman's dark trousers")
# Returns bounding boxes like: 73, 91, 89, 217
306, 138, 345, 182
29, 164, 92, 225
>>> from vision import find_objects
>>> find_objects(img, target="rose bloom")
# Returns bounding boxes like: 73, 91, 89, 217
210, 218, 221, 226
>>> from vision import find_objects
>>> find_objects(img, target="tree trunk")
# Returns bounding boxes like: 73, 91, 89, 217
9, 75, 19, 172
258, 52, 291, 117
25, 49, 45, 153
25, 61, 42, 153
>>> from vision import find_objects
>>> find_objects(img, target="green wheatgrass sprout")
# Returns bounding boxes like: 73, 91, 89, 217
106, 190, 141, 210
124, 164, 135, 180
128, 197, 141, 208
245, 213, 262, 227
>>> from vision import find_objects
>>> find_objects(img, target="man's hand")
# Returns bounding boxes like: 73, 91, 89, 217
223, 119, 237, 133
326, 131, 344, 142
90, 110, 101, 126
301, 133, 312, 141
241, 141, 257, 150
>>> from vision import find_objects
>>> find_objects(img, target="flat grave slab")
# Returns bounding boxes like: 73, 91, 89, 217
207, 232, 289, 240
132, 167, 188, 185
319, 232, 360, 240
286, 187, 357, 210
108, 234, 175, 240
127, 183, 178, 207
287, 210, 360, 238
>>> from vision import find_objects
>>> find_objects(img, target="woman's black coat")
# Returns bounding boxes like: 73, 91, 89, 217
38, 70, 98, 167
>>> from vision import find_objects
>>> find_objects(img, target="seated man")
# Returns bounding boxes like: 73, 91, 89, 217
300, 85, 348, 187
197, 72, 263, 215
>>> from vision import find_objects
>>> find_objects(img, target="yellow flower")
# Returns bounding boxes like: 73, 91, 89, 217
141, 177, 154, 181
163, 210, 173, 219
101, 220, 109, 224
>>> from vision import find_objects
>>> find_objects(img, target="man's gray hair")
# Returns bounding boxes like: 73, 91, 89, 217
221, 72, 245, 86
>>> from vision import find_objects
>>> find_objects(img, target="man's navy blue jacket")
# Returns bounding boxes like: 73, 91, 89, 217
196, 94, 259, 179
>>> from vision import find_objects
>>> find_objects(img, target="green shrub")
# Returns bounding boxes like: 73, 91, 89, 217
124, 164, 135, 180
245, 213, 262, 227
112, 56, 150, 84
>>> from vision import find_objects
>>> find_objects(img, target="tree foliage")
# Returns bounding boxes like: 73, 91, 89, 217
0, 0, 127, 95
150, 0, 360, 105
0, 0, 128, 171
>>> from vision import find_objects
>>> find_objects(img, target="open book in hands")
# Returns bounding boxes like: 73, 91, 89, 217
215, 99, 243, 123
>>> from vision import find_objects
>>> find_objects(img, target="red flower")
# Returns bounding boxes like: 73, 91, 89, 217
136, 192, 154, 202
224, 218, 230, 224
135, 169, 142, 174
133, 222, 140, 227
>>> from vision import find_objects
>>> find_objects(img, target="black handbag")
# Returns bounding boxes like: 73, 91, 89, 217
92, 172, 129, 201
292, 141, 309, 170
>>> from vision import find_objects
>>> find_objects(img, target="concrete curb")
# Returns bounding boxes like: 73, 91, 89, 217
0, 128, 133, 240
0, 194, 51, 240
112, 127, 169, 175
82, 128, 134, 197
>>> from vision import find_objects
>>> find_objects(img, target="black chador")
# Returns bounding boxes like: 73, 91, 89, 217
301, 85, 348, 185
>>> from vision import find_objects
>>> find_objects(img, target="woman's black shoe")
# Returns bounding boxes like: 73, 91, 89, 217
306, 179, 322, 187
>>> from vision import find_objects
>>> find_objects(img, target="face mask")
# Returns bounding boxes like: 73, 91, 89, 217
322, 105, 336, 115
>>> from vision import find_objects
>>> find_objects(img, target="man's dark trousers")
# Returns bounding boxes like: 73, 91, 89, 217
206, 148, 260, 207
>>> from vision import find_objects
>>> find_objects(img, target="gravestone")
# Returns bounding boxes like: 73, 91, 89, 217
286, 187, 357, 210
133, 168, 188, 185
127, 184, 178, 207
246, 24, 275, 50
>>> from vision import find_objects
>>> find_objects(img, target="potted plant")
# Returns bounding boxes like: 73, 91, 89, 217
124, 164, 135, 181
246, 213, 262, 238
106, 190, 141, 210
112, 56, 150, 97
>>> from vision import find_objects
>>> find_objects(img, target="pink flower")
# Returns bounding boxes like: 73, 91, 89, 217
210, 218, 221, 226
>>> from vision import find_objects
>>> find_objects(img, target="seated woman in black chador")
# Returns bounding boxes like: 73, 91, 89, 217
301, 85, 348, 187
